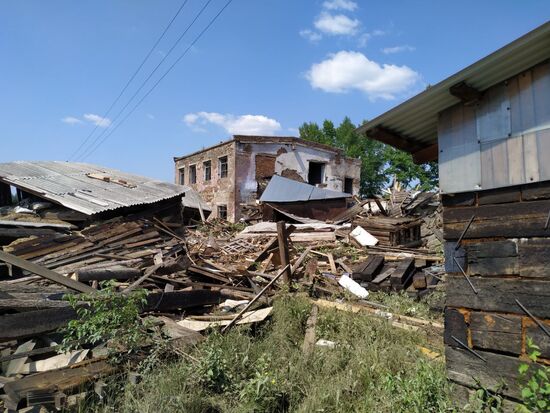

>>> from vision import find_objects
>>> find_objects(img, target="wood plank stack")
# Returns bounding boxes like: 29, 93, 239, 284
352, 216, 421, 247
443, 182, 550, 408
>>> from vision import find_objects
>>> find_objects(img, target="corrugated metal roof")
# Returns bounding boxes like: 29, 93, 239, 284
0, 161, 196, 216
356, 21, 550, 152
259, 175, 349, 203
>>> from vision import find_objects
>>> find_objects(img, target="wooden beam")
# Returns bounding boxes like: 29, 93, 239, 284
0, 250, 96, 294
276, 221, 291, 284
449, 81, 482, 105
366, 126, 423, 153
412, 143, 438, 164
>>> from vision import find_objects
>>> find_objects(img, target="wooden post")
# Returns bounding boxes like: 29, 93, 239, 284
276, 221, 291, 284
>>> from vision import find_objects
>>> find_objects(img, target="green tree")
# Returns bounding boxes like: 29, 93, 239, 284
299, 117, 438, 196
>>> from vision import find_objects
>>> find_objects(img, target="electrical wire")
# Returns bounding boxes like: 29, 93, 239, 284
68, 0, 190, 161
75, 0, 215, 161
79, 0, 233, 161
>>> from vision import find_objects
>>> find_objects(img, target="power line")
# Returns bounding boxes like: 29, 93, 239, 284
79, 0, 233, 161
68, 0, 190, 161
75, 0, 214, 161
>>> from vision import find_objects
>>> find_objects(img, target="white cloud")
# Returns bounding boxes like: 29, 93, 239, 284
322, 0, 358, 11
146, 113, 155, 120
314, 12, 360, 36
183, 112, 282, 136
299, 29, 322, 42
61, 116, 82, 125
306, 50, 421, 100
83, 113, 111, 128
382, 45, 416, 54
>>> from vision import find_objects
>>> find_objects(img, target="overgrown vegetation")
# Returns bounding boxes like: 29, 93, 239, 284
299, 117, 438, 196
80, 295, 452, 413
517, 337, 550, 413
60, 282, 150, 359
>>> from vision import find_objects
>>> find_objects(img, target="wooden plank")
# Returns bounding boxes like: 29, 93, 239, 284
144, 290, 221, 312
302, 305, 319, 356
327, 253, 337, 274
522, 181, 550, 201
2, 358, 114, 410
446, 275, 550, 318
0, 298, 70, 312
76, 266, 141, 282
0, 308, 77, 341
444, 308, 468, 346
465, 240, 519, 276
477, 187, 521, 205
276, 221, 291, 284
446, 345, 537, 400
443, 199, 550, 239
0, 250, 96, 293
5, 340, 36, 377
353, 255, 384, 282
525, 319, 550, 358
441, 192, 476, 207
390, 258, 414, 288
470, 312, 522, 354
518, 238, 550, 278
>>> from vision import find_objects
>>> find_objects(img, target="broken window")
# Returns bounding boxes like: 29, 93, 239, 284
344, 177, 353, 194
217, 204, 228, 220
219, 156, 228, 178
308, 161, 325, 185
203, 161, 211, 181
189, 165, 197, 184
178, 168, 185, 185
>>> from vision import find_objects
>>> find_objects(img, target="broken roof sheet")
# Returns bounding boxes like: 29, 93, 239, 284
259, 175, 350, 203
0, 161, 196, 216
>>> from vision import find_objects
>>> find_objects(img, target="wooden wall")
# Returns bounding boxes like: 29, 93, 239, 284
443, 181, 550, 410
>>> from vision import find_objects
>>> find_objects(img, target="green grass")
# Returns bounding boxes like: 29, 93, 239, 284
367, 290, 445, 322
81, 295, 453, 413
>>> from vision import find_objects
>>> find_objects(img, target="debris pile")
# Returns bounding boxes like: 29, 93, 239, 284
0, 166, 443, 411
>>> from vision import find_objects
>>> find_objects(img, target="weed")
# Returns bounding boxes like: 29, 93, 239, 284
60, 281, 149, 360
517, 337, 550, 413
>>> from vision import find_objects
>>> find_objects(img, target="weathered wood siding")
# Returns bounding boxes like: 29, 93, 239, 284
443, 181, 550, 407
439, 61, 550, 193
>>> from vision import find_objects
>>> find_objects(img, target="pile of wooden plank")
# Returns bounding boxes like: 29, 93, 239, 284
351, 254, 443, 296
352, 216, 422, 247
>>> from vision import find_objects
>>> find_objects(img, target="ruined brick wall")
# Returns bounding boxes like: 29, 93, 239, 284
234, 141, 361, 219
174, 141, 237, 221
443, 183, 550, 411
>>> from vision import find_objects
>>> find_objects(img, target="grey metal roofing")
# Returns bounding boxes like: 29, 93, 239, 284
356, 21, 550, 152
0, 161, 195, 216
259, 175, 350, 203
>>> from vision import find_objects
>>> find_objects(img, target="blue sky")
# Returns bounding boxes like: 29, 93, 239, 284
0, 1, 547, 182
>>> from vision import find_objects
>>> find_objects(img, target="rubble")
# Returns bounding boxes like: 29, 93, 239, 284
0, 165, 444, 411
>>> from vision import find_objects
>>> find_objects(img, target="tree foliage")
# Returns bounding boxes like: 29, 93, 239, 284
299, 117, 438, 196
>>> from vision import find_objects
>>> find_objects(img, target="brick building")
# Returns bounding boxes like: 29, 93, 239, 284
173, 135, 361, 222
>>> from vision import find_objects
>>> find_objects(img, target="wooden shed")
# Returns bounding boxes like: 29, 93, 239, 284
357, 22, 550, 410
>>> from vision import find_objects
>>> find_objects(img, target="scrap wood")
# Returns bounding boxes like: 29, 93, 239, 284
221, 264, 290, 334
179, 307, 273, 332
0, 250, 95, 294
312, 299, 443, 333
291, 246, 312, 274
302, 304, 319, 356
2, 357, 115, 411
5, 340, 36, 377
18, 350, 89, 374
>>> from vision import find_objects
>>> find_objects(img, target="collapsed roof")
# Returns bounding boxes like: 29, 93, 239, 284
259, 175, 350, 203
0, 161, 209, 215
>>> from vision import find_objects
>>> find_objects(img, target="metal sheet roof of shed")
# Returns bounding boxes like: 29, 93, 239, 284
356, 21, 550, 151
0, 161, 191, 216
259, 175, 350, 203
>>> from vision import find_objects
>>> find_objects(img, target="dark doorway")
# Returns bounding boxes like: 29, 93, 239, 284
344, 177, 353, 194
308, 162, 325, 185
